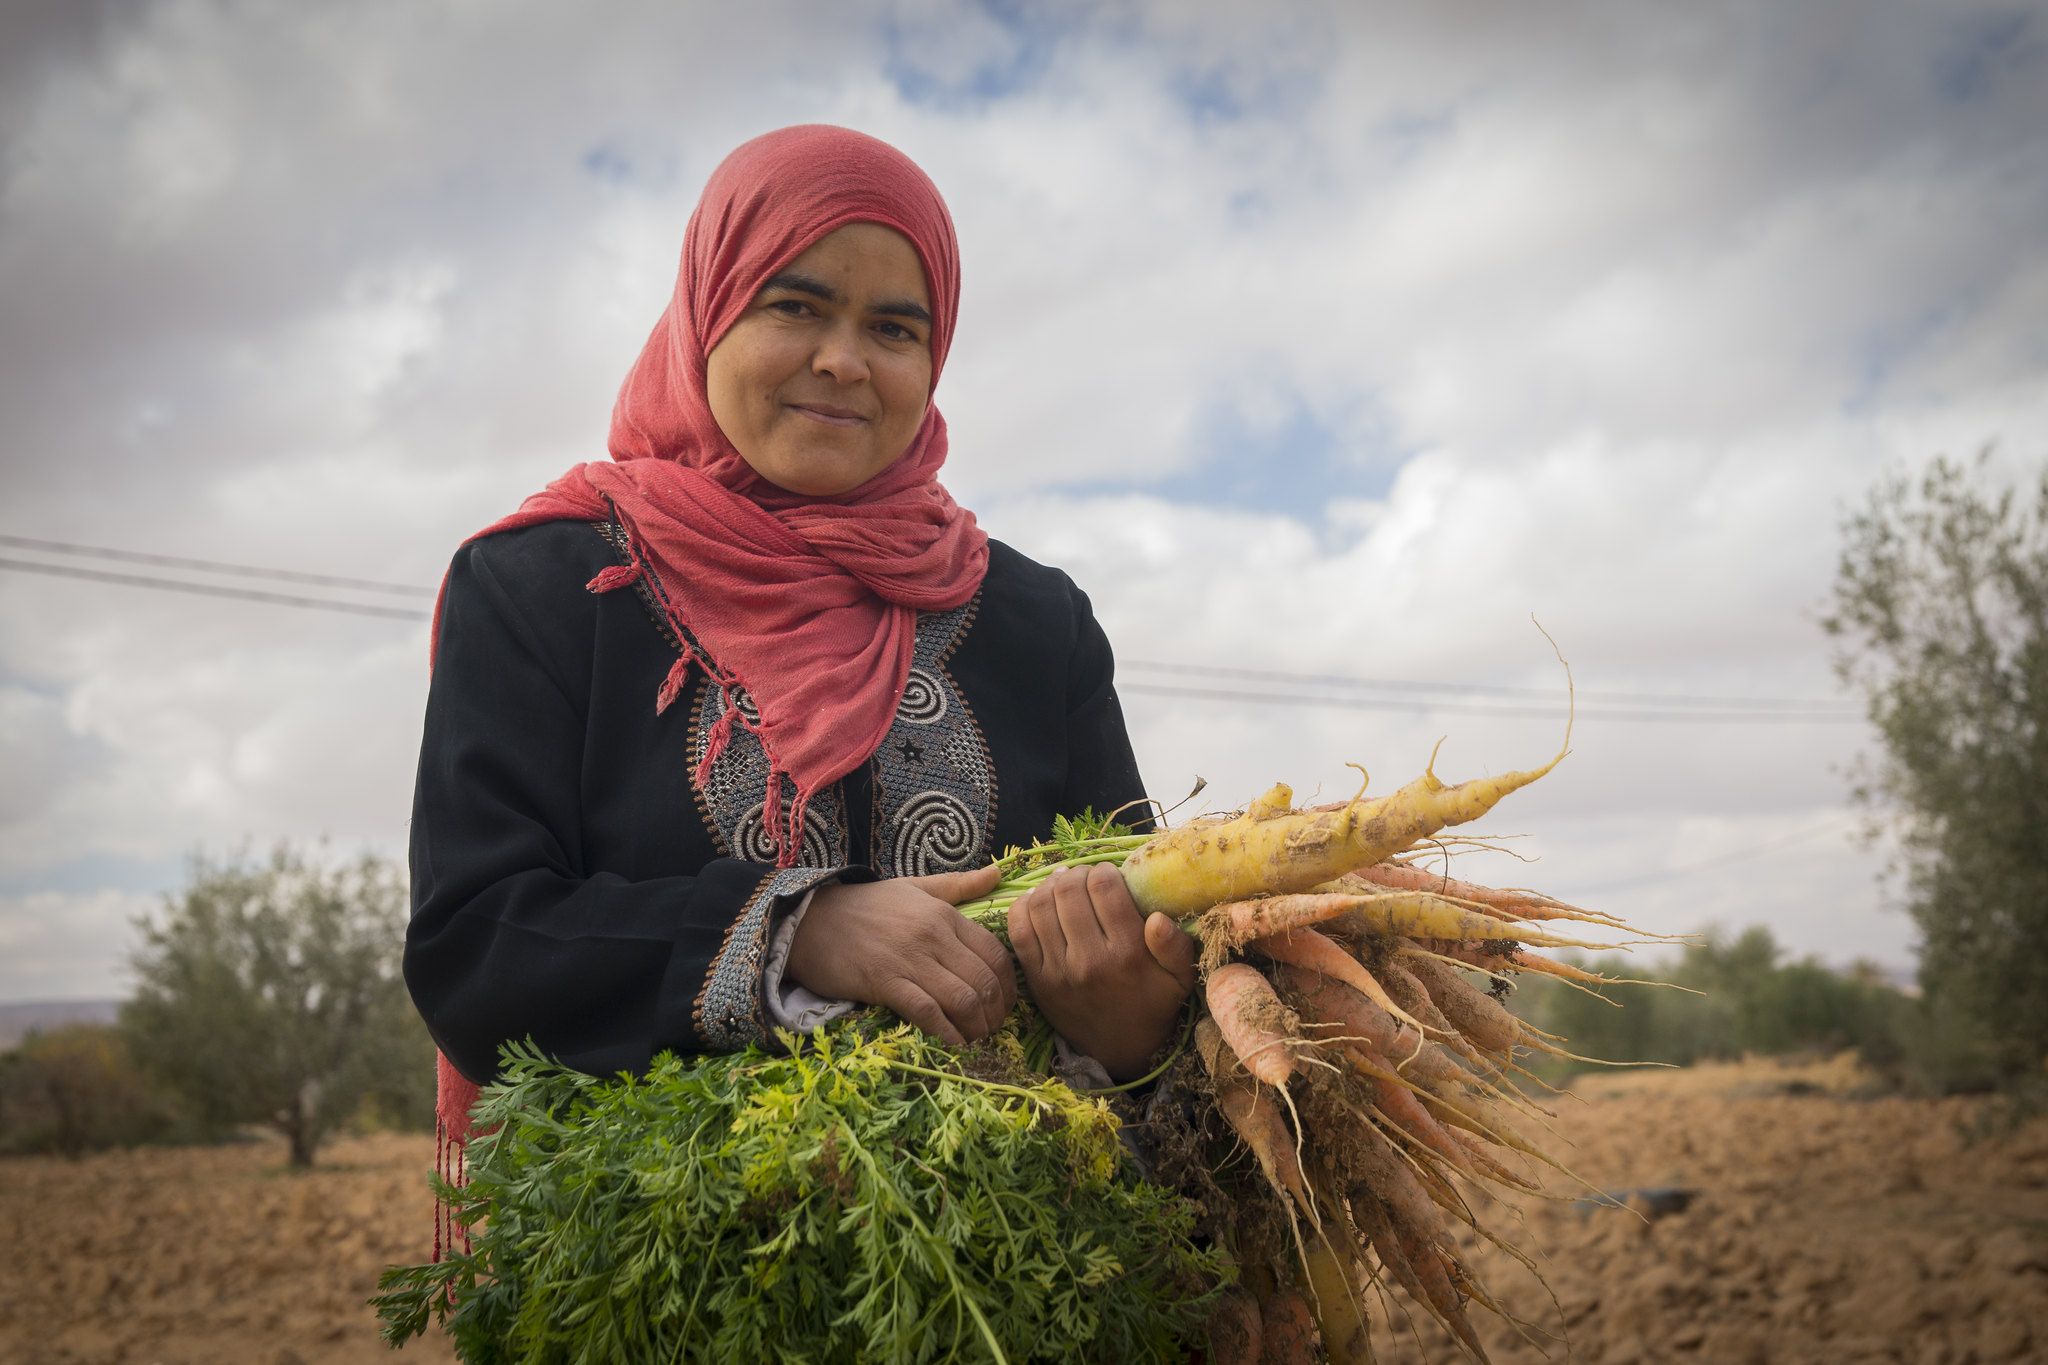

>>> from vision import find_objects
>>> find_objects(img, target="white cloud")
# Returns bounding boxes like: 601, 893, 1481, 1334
2, 0, 2044, 995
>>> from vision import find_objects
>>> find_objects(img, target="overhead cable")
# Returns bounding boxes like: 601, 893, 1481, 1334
1121, 658, 1856, 713
0, 534, 433, 596
0, 557, 431, 622
1118, 681, 1863, 724
0, 532, 1864, 725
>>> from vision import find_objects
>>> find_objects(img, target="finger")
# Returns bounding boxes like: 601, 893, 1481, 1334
909, 863, 1003, 905
1144, 912, 1200, 993
1051, 866, 1110, 969
1085, 862, 1146, 954
1022, 879, 1070, 967
1007, 896, 1044, 977
883, 979, 967, 1048
921, 942, 1007, 1040
954, 917, 1019, 1019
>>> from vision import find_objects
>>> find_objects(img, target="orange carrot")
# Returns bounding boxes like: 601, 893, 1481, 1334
1205, 963, 1302, 1087
1345, 860, 1626, 927
1346, 1045, 1504, 1183
1377, 960, 1491, 1069
1205, 1288, 1263, 1365
1196, 1018, 1307, 1206
1267, 961, 1412, 1056
1402, 953, 1520, 1055
1348, 1187, 1445, 1326
1396, 1227, 1489, 1363
1333, 1112, 1446, 1250
1413, 938, 1620, 988
1249, 926, 1427, 1035
1256, 1288, 1318, 1365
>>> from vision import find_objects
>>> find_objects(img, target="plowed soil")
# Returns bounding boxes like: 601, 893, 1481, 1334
0, 1131, 453, 1365
1, 1059, 2045, 1364
1378, 1054, 2048, 1365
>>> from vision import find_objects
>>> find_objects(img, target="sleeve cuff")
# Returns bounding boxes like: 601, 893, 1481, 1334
762, 884, 859, 1033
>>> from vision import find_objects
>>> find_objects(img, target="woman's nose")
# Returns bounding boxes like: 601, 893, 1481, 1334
810, 322, 871, 385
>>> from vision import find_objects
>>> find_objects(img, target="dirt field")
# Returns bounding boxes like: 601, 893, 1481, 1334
1, 1057, 2044, 1364
1384, 1054, 2048, 1365
0, 1131, 454, 1365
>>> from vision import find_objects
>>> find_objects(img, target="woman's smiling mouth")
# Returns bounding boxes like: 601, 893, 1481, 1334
788, 402, 867, 427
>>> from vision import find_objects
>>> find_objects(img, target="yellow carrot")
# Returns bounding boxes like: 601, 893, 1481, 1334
1345, 859, 1629, 928
1301, 1239, 1371, 1364
1200, 887, 1604, 956
1119, 737, 1567, 920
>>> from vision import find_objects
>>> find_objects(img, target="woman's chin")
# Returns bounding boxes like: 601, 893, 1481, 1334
745, 445, 893, 497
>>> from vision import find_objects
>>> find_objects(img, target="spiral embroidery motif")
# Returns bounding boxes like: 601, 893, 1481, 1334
732, 802, 835, 868
890, 791, 980, 876
872, 601, 994, 879
896, 666, 947, 725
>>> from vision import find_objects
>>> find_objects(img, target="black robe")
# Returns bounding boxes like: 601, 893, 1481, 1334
405, 518, 1148, 1084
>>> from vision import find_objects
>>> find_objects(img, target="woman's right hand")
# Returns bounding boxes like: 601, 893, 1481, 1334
783, 865, 1014, 1046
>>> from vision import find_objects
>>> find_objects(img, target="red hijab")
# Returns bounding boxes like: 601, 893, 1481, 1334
438, 125, 988, 863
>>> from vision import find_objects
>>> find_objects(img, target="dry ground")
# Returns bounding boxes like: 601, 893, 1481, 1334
1376, 1054, 2048, 1365
1, 1058, 2045, 1364
0, 1131, 453, 1365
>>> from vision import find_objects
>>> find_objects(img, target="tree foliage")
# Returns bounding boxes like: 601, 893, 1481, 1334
0, 1023, 171, 1156
1824, 453, 2048, 1078
1509, 927, 1917, 1083
121, 845, 433, 1166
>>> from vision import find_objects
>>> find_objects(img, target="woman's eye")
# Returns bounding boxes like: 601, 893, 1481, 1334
769, 299, 811, 317
876, 322, 917, 342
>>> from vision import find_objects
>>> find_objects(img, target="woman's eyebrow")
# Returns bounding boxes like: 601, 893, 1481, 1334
758, 272, 931, 326
759, 271, 839, 302
871, 298, 933, 325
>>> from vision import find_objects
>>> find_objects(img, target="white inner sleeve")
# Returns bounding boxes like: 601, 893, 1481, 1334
761, 880, 1120, 1092
762, 885, 858, 1033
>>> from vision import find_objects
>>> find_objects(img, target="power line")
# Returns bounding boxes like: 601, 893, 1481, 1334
1546, 813, 1864, 896
1122, 659, 1856, 714
0, 557, 432, 622
0, 532, 1868, 726
0, 534, 433, 597
1118, 681, 1864, 724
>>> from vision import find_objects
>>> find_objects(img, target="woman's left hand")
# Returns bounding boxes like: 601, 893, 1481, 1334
1008, 863, 1199, 1082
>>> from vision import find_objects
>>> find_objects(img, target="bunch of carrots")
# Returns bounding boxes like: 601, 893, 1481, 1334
962, 724, 1657, 1365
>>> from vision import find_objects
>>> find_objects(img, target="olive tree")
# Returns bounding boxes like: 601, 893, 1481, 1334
1825, 452, 2048, 1080
122, 845, 432, 1166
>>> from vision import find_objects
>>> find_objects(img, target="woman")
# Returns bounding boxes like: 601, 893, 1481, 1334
406, 126, 1195, 1142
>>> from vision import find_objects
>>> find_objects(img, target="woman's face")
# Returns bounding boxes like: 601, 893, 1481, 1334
706, 222, 935, 497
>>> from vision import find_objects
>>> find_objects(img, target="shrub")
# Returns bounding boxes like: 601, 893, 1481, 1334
0, 1023, 171, 1156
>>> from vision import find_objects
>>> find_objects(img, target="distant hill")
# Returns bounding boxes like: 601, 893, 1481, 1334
0, 999, 122, 1050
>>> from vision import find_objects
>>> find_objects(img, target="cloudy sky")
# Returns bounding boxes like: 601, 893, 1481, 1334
3, 0, 2043, 1002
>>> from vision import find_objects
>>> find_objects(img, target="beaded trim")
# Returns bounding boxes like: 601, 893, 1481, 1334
690, 681, 850, 865
693, 866, 836, 1050
870, 599, 996, 877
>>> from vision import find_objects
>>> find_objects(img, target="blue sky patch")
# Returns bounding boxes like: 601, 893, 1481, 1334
1931, 9, 2038, 103
1062, 386, 1410, 524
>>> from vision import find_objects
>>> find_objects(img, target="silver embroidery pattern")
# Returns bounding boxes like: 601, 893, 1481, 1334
873, 600, 996, 878
693, 866, 834, 1050
690, 681, 848, 867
